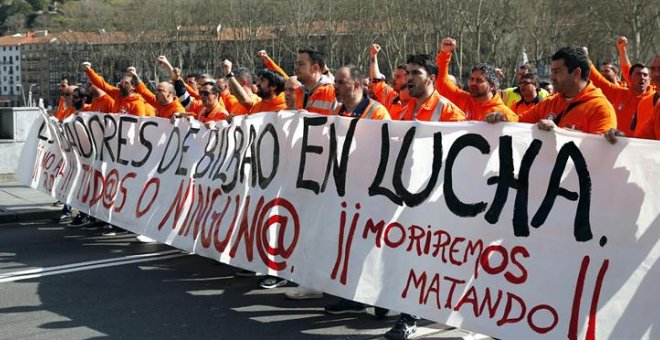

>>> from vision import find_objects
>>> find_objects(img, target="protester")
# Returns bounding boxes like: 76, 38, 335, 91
222, 61, 260, 115
368, 44, 410, 120
501, 64, 550, 108
486, 47, 617, 137
128, 66, 186, 119
294, 49, 337, 115
589, 50, 654, 136
436, 38, 518, 122
509, 72, 544, 117
399, 54, 465, 122
83, 62, 150, 116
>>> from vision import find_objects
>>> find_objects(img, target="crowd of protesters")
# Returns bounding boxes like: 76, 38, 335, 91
48, 35, 659, 339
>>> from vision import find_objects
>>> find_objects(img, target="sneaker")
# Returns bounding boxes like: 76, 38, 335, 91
384, 316, 417, 340
324, 299, 366, 314
285, 286, 323, 300
258, 276, 289, 289
69, 214, 91, 226
53, 212, 73, 223
136, 235, 157, 243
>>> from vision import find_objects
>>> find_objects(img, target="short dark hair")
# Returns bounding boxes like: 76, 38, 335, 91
201, 83, 221, 95
520, 72, 539, 88
629, 63, 646, 78
472, 63, 500, 89
551, 47, 590, 81
72, 87, 93, 108
406, 54, 437, 77
259, 69, 285, 94
298, 49, 326, 69
520, 63, 538, 74
395, 64, 408, 72
600, 63, 620, 74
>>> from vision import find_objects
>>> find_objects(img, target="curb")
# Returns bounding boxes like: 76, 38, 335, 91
0, 208, 61, 224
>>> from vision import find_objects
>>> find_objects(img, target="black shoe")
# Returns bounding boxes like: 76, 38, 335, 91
384, 316, 417, 340
375, 307, 389, 320
324, 299, 366, 314
258, 276, 289, 289
69, 214, 90, 226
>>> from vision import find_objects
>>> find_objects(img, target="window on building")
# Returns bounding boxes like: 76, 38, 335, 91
14, 56, 18, 61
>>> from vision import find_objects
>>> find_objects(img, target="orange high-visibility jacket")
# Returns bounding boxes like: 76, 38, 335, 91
331, 97, 390, 120
589, 63, 655, 136
251, 92, 287, 114
135, 82, 185, 119
436, 51, 518, 122
56, 106, 75, 121
194, 101, 229, 123
510, 95, 543, 119
89, 93, 115, 113
369, 81, 401, 114
86, 68, 147, 116
520, 82, 617, 135
305, 75, 337, 115
399, 90, 466, 122
634, 101, 660, 140
224, 92, 261, 115
54, 96, 67, 121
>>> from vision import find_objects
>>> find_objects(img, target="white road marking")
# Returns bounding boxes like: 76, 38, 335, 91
0, 250, 187, 283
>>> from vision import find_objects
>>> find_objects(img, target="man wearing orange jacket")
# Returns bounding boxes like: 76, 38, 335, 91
55, 85, 77, 121
330, 65, 390, 119
294, 48, 337, 115
83, 62, 149, 116
249, 69, 287, 113
129, 69, 185, 120
589, 55, 653, 137
154, 56, 229, 124
509, 73, 544, 118
53, 77, 69, 120
85, 82, 114, 113
368, 44, 410, 120
487, 47, 616, 136
399, 54, 465, 122
436, 38, 518, 122
221, 61, 260, 115
257, 50, 305, 110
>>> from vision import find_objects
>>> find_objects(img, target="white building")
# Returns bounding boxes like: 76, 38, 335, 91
0, 34, 24, 107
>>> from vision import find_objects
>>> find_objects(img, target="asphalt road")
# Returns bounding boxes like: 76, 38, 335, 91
0, 219, 481, 340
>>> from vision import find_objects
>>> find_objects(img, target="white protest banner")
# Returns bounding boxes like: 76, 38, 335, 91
18, 110, 660, 339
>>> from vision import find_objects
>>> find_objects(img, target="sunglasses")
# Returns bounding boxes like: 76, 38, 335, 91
199, 91, 216, 97
63, 93, 72, 97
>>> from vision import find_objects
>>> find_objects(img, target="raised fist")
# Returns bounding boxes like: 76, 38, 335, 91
441, 38, 456, 53
82, 61, 91, 69
369, 44, 381, 57
616, 36, 628, 49
127, 66, 137, 74
157, 55, 170, 65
